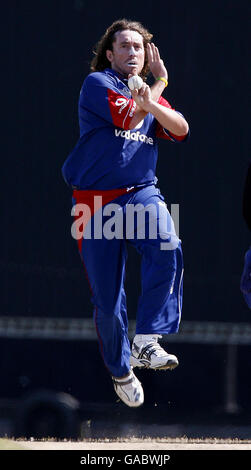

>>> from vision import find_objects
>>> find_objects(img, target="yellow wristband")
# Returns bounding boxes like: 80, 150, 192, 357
156, 77, 168, 87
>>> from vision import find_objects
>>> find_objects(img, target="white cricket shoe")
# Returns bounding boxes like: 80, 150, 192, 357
130, 334, 179, 370
112, 369, 144, 407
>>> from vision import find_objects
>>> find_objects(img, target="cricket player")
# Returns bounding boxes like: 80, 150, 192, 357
62, 19, 189, 407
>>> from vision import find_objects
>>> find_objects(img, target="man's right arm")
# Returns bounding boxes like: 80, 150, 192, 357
81, 73, 137, 130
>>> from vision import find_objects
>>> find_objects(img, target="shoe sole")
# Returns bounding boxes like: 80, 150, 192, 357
130, 356, 179, 371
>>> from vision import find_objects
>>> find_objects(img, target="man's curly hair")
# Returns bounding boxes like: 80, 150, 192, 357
90, 19, 153, 81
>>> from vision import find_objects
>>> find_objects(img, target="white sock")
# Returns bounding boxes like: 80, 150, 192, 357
133, 334, 162, 346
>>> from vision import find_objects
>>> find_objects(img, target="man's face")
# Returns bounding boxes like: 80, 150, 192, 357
106, 29, 145, 77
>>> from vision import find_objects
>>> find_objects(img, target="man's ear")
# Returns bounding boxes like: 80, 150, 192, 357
106, 49, 113, 63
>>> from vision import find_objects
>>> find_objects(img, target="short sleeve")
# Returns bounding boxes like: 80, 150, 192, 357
80, 73, 136, 130
155, 96, 189, 143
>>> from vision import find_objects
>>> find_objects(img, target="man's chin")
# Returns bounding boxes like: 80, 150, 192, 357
126, 66, 139, 76
112, 65, 141, 78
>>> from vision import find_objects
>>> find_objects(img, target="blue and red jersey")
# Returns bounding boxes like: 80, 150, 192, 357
62, 68, 188, 190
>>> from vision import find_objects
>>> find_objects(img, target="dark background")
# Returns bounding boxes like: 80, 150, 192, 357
1, 0, 250, 433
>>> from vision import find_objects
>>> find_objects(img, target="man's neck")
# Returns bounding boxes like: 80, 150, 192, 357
110, 66, 128, 80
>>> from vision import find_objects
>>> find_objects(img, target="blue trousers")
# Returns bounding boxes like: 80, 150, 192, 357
73, 185, 183, 377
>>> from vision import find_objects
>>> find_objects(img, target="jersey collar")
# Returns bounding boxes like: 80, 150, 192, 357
104, 68, 128, 84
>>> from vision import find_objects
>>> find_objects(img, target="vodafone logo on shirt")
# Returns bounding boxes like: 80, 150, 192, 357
115, 128, 154, 145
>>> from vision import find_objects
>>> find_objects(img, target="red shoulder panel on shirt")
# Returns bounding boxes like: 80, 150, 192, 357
156, 96, 187, 141
157, 96, 173, 109
107, 89, 136, 129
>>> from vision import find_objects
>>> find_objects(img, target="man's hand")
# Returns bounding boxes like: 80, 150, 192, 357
130, 83, 153, 112
147, 43, 168, 81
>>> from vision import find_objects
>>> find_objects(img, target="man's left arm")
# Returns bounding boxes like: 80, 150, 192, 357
131, 84, 189, 137
129, 43, 188, 136
148, 99, 189, 137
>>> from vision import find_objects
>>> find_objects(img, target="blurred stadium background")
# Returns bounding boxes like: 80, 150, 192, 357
1, 0, 250, 439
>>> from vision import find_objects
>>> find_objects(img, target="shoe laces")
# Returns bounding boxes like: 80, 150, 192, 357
149, 341, 167, 357
134, 334, 167, 357
146, 335, 166, 357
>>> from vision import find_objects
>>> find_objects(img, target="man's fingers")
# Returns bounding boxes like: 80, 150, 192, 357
131, 88, 139, 99
148, 42, 162, 64
151, 43, 160, 61
138, 83, 147, 95
140, 84, 151, 97
131, 84, 151, 107
147, 42, 153, 63
154, 45, 161, 61
151, 43, 156, 61
131, 83, 148, 97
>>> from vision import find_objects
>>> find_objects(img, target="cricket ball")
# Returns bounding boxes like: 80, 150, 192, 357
128, 75, 143, 91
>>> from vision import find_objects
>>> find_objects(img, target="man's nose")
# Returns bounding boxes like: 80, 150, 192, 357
128, 46, 136, 55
